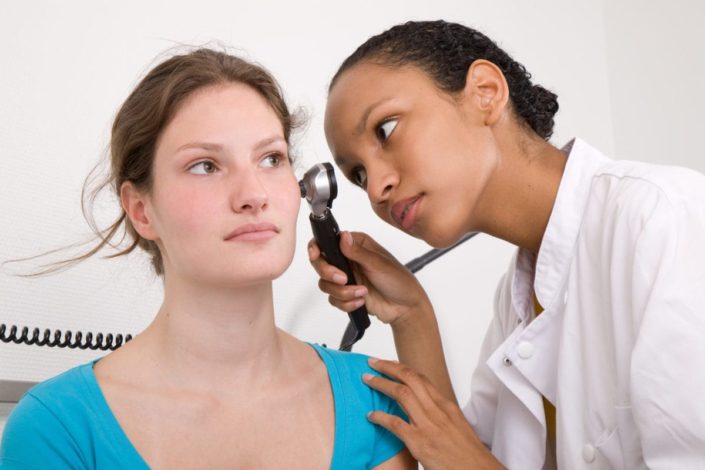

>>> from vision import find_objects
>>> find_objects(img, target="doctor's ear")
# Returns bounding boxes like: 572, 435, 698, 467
462, 59, 510, 125
120, 181, 158, 241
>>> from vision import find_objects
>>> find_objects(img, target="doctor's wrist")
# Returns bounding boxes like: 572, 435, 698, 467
388, 296, 436, 331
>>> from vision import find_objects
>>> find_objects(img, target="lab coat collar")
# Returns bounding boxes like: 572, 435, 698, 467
532, 138, 611, 311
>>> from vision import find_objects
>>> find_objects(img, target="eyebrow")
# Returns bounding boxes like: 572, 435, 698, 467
253, 135, 286, 150
334, 155, 348, 167
354, 98, 392, 136
335, 98, 393, 167
176, 136, 286, 153
177, 142, 223, 152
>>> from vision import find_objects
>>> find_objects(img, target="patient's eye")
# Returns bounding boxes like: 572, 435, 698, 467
261, 153, 284, 168
188, 161, 217, 175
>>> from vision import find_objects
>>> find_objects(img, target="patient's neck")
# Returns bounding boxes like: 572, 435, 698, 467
141, 269, 287, 395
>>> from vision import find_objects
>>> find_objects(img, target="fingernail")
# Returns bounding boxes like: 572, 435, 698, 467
345, 232, 353, 247
368, 357, 379, 365
352, 298, 365, 308
307, 245, 314, 260
362, 373, 374, 382
354, 288, 367, 297
332, 273, 347, 284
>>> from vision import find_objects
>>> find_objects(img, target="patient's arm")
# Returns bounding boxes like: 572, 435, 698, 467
374, 448, 417, 470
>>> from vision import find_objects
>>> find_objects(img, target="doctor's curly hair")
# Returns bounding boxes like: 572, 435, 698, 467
330, 20, 559, 140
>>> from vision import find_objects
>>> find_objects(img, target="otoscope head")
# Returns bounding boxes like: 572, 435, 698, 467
299, 162, 338, 218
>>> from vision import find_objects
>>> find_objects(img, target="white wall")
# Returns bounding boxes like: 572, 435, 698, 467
604, 0, 705, 171
2, 0, 701, 436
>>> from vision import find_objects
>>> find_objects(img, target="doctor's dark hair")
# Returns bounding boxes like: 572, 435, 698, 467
330, 20, 559, 140
36, 48, 300, 276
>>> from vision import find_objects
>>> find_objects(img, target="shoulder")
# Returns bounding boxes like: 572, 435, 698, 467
591, 159, 705, 238
311, 343, 373, 375
310, 344, 407, 422
310, 343, 380, 402
580, 159, 705, 264
27, 361, 94, 400
309, 344, 407, 468
1, 363, 95, 468
591, 159, 705, 218
10, 362, 94, 425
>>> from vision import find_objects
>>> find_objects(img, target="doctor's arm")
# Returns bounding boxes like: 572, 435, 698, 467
629, 200, 705, 468
310, 231, 506, 469
373, 448, 417, 469
308, 230, 455, 402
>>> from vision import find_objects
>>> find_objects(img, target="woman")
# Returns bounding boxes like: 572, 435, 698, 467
0, 48, 415, 469
310, 20, 705, 469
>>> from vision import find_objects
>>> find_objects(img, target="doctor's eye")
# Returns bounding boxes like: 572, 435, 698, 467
350, 167, 367, 189
375, 118, 398, 142
188, 160, 218, 175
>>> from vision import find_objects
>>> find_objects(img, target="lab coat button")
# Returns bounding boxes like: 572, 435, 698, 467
502, 356, 513, 366
517, 341, 534, 359
582, 444, 596, 463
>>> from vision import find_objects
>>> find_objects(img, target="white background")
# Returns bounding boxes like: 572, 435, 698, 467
2, 0, 704, 433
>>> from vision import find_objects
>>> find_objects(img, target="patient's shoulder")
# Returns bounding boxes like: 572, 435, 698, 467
1, 363, 96, 468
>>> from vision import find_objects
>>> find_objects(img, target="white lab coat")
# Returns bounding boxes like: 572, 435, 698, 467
463, 138, 705, 469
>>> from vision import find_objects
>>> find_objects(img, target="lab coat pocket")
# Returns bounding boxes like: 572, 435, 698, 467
593, 426, 620, 469
614, 406, 646, 470
595, 406, 645, 470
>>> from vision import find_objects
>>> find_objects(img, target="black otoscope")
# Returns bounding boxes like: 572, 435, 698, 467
299, 162, 478, 352
299, 163, 371, 351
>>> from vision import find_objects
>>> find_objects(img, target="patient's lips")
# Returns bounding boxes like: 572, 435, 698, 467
225, 222, 279, 242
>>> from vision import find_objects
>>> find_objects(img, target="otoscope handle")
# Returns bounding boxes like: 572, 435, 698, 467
309, 210, 371, 339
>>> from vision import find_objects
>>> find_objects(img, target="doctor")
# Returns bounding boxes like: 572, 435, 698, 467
310, 20, 705, 469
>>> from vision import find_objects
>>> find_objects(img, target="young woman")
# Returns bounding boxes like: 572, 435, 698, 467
0, 48, 415, 470
310, 20, 705, 469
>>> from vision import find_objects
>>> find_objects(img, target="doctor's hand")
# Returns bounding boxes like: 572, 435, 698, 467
364, 358, 505, 470
308, 231, 431, 325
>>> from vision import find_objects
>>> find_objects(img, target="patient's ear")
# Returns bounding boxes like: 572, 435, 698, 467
120, 181, 158, 241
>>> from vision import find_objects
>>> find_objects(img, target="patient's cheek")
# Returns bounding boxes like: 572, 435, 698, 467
157, 185, 220, 238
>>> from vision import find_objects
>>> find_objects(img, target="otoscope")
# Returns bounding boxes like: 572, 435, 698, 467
299, 163, 371, 351
298, 162, 478, 352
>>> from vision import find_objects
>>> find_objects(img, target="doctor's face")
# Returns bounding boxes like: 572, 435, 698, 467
142, 83, 301, 287
325, 62, 499, 248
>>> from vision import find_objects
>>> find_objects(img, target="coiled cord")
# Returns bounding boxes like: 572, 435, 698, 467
0, 323, 132, 351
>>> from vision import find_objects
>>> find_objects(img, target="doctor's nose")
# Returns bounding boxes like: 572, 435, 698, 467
366, 165, 398, 206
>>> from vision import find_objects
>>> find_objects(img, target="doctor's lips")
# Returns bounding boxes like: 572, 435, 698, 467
391, 195, 422, 230
224, 222, 280, 242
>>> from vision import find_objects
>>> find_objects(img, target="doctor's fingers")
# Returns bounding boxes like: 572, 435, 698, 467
308, 240, 344, 283
343, 231, 396, 260
366, 369, 500, 469
369, 409, 498, 470
364, 360, 441, 417
318, 278, 369, 312
363, 375, 434, 432
307, 238, 368, 286
339, 231, 411, 280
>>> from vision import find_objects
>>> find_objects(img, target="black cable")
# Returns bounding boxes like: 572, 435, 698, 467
339, 232, 479, 351
0, 323, 132, 351
404, 232, 478, 274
